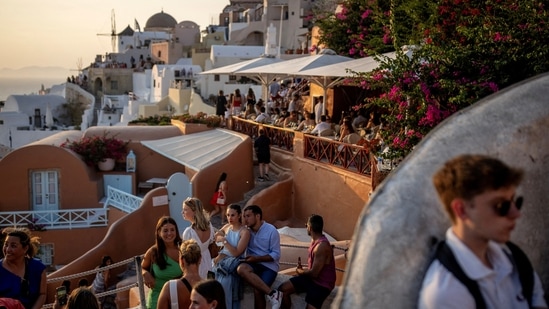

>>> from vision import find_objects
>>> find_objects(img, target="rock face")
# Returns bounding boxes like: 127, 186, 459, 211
333, 73, 549, 308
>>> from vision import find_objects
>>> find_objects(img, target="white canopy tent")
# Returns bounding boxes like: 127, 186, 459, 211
236, 51, 353, 114
200, 56, 286, 101
297, 52, 397, 80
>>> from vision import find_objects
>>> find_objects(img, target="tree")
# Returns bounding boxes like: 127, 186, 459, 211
312, 0, 432, 57
59, 99, 87, 128
314, 0, 549, 159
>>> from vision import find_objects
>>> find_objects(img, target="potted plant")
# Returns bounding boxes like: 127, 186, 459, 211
61, 132, 129, 170
173, 112, 222, 127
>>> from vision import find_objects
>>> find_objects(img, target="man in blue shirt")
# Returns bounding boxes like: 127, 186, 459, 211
237, 205, 282, 309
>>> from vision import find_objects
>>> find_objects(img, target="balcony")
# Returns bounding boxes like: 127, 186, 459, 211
230, 117, 386, 189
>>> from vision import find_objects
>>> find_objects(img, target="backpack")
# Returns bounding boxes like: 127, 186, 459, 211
433, 240, 534, 309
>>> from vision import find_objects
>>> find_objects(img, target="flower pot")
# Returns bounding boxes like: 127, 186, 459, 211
98, 158, 116, 171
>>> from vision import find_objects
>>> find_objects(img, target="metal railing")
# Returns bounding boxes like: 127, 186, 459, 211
104, 186, 143, 213
0, 208, 108, 230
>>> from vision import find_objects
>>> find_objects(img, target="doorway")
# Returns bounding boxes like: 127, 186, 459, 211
31, 170, 59, 211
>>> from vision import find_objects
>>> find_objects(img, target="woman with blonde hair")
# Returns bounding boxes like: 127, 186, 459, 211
181, 197, 215, 279
157, 240, 203, 309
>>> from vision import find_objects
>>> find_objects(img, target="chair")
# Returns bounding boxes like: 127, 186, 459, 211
343, 133, 361, 144
319, 129, 334, 137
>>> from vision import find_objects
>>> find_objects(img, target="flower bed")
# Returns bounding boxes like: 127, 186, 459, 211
61, 132, 129, 166
172, 112, 222, 128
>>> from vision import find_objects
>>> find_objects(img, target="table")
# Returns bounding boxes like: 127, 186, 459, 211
146, 178, 168, 187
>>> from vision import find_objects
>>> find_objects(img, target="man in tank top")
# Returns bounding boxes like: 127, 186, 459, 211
277, 214, 336, 309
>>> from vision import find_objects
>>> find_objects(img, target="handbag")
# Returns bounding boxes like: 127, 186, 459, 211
216, 192, 225, 205
208, 241, 220, 258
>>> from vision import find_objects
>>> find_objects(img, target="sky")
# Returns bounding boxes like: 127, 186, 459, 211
0, 0, 230, 70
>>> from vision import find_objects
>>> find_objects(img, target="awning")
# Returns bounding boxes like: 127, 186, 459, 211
141, 129, 246, 171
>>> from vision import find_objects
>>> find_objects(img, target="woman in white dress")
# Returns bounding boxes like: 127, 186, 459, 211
181, 197, 215, 279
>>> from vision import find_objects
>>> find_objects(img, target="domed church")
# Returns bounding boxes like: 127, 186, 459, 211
144, 10, 178, 32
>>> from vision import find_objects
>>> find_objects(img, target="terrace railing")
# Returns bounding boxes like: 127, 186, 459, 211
263, 126, 295, 152
0, 208, 108, 230
231, 117, 260, 139
303, 135, 373, 175
231, 117, 294, 152
230, 116, 380, 178
104, 185, 144, 213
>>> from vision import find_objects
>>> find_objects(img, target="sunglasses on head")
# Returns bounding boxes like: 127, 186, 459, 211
495, 196, 523, 217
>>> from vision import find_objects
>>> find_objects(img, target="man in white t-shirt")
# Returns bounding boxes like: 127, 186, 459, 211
310, 115, 331, 136
313, 97, 323, 124
418, 154, 547, 309
255, 106, 272, 124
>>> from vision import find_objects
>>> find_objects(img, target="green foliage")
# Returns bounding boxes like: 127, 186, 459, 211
59, 99, 87, 126
312, 0, 432, 56
316, 0, 549, 159
129, 115, 173, 126
173, 112, 222, 128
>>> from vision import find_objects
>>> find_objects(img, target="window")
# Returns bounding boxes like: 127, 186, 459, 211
214, 75, 220, 82
158, 51, 161, 58
110, 80, 118, 90
0, 120, 3, 125
37, 243, 54, 266
229, 75, 237, 81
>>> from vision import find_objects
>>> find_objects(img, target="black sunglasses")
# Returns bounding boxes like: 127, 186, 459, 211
495, 196, 523, 217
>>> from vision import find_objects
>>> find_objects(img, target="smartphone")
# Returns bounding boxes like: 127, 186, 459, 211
56, 286, 67, 306
207, 271, 215, 280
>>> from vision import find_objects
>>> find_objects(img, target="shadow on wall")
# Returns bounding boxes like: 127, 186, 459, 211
334, 73, 549, 308
246, 172, 294, 223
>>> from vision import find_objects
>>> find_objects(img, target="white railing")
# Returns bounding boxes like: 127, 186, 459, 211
0, 208, 108, 230
103, 186, 143, 213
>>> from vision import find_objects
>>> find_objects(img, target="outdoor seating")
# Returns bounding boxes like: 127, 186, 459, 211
319, 128, 335, 137
343, 133, 361, 145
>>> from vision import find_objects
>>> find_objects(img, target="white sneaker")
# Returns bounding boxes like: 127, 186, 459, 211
267, 290, 282, 309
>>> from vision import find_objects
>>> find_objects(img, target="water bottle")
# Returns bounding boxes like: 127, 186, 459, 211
377, 157, 383, 171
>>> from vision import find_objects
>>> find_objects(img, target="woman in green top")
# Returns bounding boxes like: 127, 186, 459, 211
141, 216, 183, 309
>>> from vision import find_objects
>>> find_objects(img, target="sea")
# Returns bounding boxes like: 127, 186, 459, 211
0, 76, 67, 101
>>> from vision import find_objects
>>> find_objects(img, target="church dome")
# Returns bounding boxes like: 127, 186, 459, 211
145, 11, 177, 29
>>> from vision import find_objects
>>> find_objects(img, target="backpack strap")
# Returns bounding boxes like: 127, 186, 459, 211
168, 279, 178, 309
505, 241, 534, 307
434, 240, 487, 309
